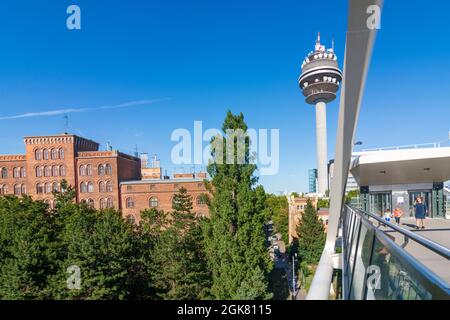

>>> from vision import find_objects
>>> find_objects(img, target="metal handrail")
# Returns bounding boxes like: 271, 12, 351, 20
352, 206, 450, 260
343, 205, 450, 299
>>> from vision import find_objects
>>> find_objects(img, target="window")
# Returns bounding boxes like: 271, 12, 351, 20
98, 164, 105, 176
36, 166, 43, 177
52, 166, 59, 177
126, 197, 134, 208
36, 183, 44, 194
52, 183, 59, 193
13, 167, 20, 178
20, 167, 26, 178
100, 198, 106, 210
1, 167, 8, 179
51, 149, 58, 160
197, 195, 207, 205
0, 184, 8, 195
59, 149, 65, 159
43, 149, 49, 160
60, 165, 66, 177
105, 164, 112, 175
106, 181, 113, 192
45, 183, 52, 194
86, 164, 92, 176
44, 166, 51, 177
79, 165, 86, 176
21, 184, 26, 194
87, 182, 94, 193
14, 184, 21, 195
99, 181, 106, 193
87, 199, 95, 208
35, 149, 42, 160
149, 197, 158, 208
80, 182, 87, 193
107, 198, 113, 208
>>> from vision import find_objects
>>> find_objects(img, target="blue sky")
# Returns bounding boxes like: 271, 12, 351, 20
0, 0, 449, 193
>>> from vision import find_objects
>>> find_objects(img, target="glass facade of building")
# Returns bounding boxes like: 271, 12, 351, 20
308, 168, 317, 193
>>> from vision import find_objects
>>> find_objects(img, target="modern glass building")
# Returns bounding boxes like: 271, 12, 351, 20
350, 147, 450, 218
308, 168, 318, 193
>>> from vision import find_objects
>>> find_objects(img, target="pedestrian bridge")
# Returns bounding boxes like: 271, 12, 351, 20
306, 0, 450, 300
341, 206, 450, 300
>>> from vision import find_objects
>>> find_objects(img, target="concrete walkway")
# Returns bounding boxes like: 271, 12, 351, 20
385, 218, 450, 284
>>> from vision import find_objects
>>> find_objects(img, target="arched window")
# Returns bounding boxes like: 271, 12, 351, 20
36, 166, 43, 177
98, 164, 105, 176
79, 165, 86, 176
100, 198, 106, 210
51, 149, 58, 160
14, 184, 21, 195
20, 167, 26, 178
0, 184, 8, 195
45, 183, 52, 194
44, 166, 51, 177
107, 198, 113, 208
87, 182, 94, 193
52, 183, 59, 192
80, 182, 87, 193
99, 181, 106, 193
1, 167, 8, 179
13, 167, 20, 178
106, 181, 113, 192
21, 184, 26, 194
105, 164, 112, 175
149, 197, 158, 208
87, 199, 95, 208
86, 164, 92, 176
59, 149, 65, 159
43, 149, 49, 160
60, 165, 66, 177
35, 149, 42, 160
52, 166, 59, 177
36, 183, 44, 194
126, 197, 134, 208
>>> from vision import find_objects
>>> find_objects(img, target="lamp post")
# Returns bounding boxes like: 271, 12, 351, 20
292, 253, 297, 300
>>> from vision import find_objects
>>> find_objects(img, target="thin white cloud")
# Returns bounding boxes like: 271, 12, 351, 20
0, 98, 170, 121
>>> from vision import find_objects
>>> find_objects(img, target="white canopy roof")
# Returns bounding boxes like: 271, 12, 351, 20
350, 147, 450, 186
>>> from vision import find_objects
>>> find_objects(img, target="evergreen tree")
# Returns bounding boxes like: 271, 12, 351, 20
296, 199, 326, 265
145, 187, 211, 300
203, 111, 272, 300
0, 196, 59, 299
49, 205, 144, 300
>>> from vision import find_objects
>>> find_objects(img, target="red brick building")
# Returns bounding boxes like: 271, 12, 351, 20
0, 134, 209, 222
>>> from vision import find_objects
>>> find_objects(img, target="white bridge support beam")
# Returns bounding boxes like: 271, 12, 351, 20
307, 0, 383, 300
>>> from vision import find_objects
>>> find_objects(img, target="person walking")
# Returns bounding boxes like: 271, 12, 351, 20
414, 197, 427, 230
393, 207, 403, 225
383, 208, 392, 222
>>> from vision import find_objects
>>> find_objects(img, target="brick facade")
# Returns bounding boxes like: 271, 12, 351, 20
0, 134, 210, 221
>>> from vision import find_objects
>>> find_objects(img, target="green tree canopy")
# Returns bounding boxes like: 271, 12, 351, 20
203, 111, 272, 300
296, 199, 326, 265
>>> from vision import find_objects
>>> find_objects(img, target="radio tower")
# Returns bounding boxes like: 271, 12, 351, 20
299, 33, 342, 195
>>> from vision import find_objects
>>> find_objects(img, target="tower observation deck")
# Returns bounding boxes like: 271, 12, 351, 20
299, 33, 342, 195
